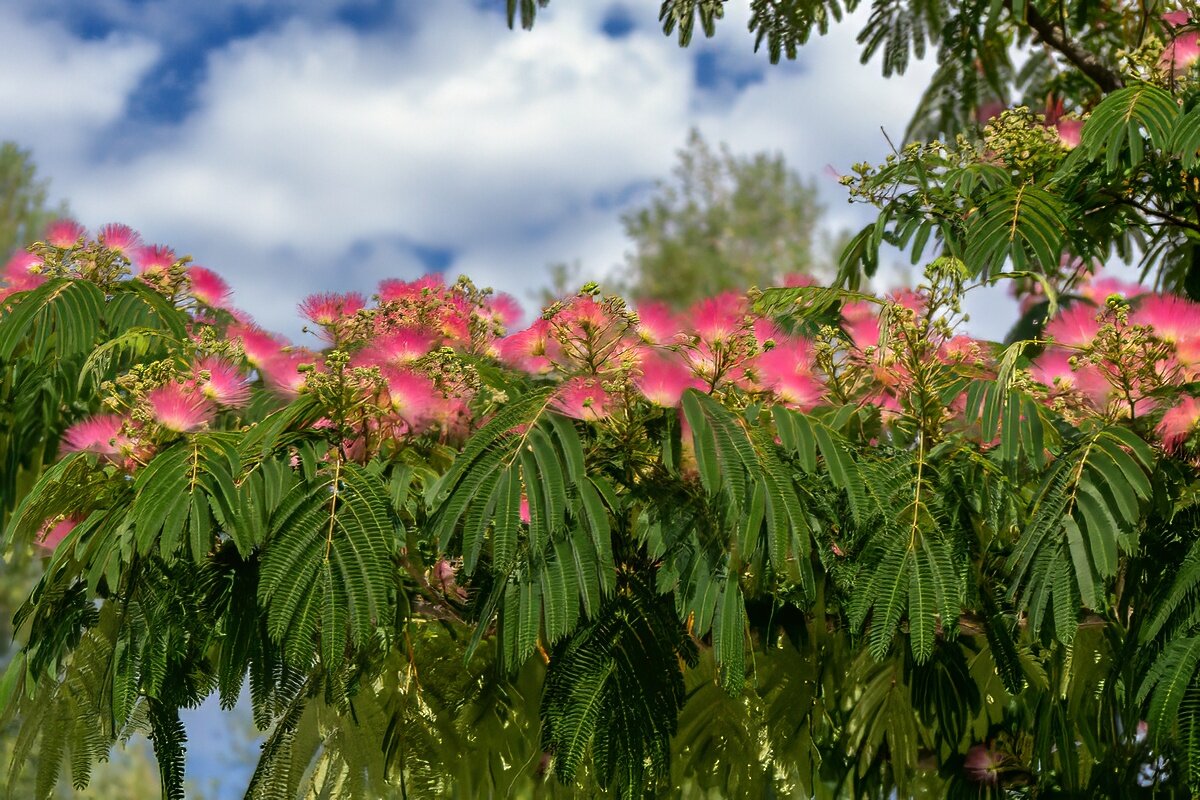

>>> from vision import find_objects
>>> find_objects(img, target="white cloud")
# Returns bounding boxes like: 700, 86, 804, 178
0, 7, 158, 159
7, 0, 964, 337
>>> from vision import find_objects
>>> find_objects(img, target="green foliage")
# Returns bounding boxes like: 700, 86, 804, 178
617, 129, 824, 309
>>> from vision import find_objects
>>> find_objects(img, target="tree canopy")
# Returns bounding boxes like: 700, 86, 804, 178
10, 2, 1200, 798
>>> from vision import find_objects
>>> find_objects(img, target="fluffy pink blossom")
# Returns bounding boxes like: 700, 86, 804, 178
133, 244, 177, 274
192, 357, 251, 407
488, 293, 523, 329
38, 516, 80, 551
61, 413, 129, 456
497, 320, 555, 374
552, 378, 612, 421
382, 369, 441, 429
1165, 9, 1192, 26
232, 325, 285, 367
938, 335, 986, 366
1133, 295, 1200, 365
147, 384, 215, 433
44, 219, 85, 248
97, 223, 141, 256
691, 293, 746, 343
1078, 276, 1146, 304
5, 251, 41, 277
357, 328, 436, 367
771, 372, 825, 410
187, 266, 232, 309
1045, 303, 1101, 347
299, 291, 366, 326
378, 274, 444, 303
635, 302, 684, 345
963, 744, 1002, 785
260, 351, 311, 398
1158, 396, 1200, 450
635, 352, 703, 407
1056, 119, 1083, 149
1161, 30, 1200, 76
519, 495, 531, 524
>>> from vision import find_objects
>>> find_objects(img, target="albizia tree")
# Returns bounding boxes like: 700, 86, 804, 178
0, 211, 1197, 799
14, 10, 1200, 799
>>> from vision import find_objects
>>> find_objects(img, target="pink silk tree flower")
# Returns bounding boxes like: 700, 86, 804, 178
634, 302, 684, 345
192, 357, 251, 407
1056, 118, 1083, 149
132, 244, 178, 275
260, 351, 311, 398
1161, 30, 1200, 76
1133, 294, 1200, 365
635, 352, 703, 408
231, 324, 286, 367
357, 328, 436, 367
1158, 396, 1200, 450
38, 516, 81, 551
61, 413, 129, 456
771, 372, 825, 411
44, 219, 86, 248
377, 274, 444, 303
147, 384, 215, 433
551, 377, 612, 421
382, 368, 441, 429
186, 266, 232, 309
97, 223, 142, 256
298, 291, 366, 327
497, 320, 555, 374
5, 251, 42, 277
1165, 9, 1192, 26
963, 744, 1002, 785
487, 292, 524, 329
1044, 302, 1101, 347
690, 293, 747, 343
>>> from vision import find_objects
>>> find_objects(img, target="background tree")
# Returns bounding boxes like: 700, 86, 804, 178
0, 143, 62, 260
619, 129, 824, 308
538, 131, 827, 310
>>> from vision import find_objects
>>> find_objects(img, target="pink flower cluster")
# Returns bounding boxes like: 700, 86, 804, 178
0, 219, 232, 311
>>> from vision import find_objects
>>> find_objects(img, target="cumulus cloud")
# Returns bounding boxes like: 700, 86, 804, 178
0, 7, 158, 159
5, 0, 953, 336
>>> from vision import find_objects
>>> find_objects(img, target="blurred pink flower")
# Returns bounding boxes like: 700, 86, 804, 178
133, 244, 177, 274
148, 384, 215, 433
1165, 10, 1192, 26
1045, 303, 1101, 347
260, 351, 311, 398
552, 377, 612, 421
635, 352, 702, 407
488, 293, 523, 329
357, 328, 436, 367
44, 219, 85, 248
187, 266, 232, 309
299, 291, 365, 326
963, 744, 1002, 785
635, 302, 684, 345
691, 293, 746, 343
38, 516, 81, 551
382, 368, 441, 429
1056, 119, 1083, 149
1158, 396, 1200, 450
378, 274, 444, 303
192, 357, 251, 407
97, 223, 141, 256
62, 413, 129, 456
232, 324, 286, 367
1161, 30, 1200, 76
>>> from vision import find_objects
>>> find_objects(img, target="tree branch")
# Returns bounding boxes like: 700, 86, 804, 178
1014, 2, 1125, 94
